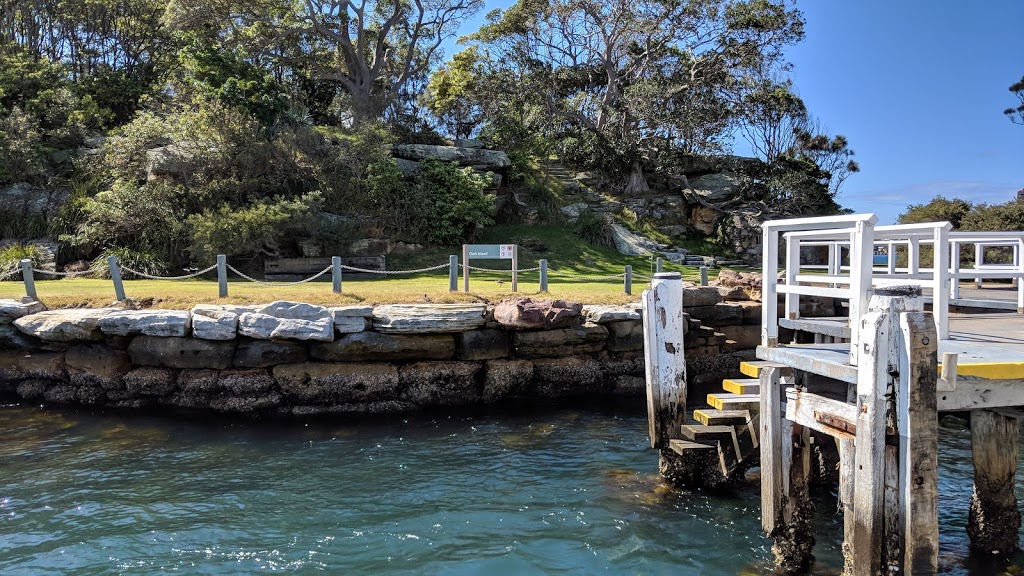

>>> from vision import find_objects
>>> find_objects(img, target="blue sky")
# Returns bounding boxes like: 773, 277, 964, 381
449, 0, 1024, 225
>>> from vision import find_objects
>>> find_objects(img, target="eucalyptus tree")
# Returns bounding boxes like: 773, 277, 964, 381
1007, 75, 1024, 125
469, 0, 805, 194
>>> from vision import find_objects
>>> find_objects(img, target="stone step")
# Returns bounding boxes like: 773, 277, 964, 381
722, 378, 760, 395
707, 392, 759, 411
738, 360, 788, 379
693, 408, 751, 426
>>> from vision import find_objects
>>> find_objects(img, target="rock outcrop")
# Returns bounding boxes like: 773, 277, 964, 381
392, 144, 511, 170
493, 298, 583, 331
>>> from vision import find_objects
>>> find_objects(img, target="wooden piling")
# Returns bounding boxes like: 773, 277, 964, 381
967, 409, 1022, 557
642, 272, 686, 449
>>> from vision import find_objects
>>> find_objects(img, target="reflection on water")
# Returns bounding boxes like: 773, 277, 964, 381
0, 406, 1022, 575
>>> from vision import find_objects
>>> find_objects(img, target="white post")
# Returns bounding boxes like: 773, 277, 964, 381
908, 237, 920, 276
887, 241, 897, 274
932, 224, 950, 340
449, 255, 458, 292
539, 259, 548, 292
108, 255, 126, 302
950, 241, 961, 300
785, 235, 799, 320
642, 272, 686, 449
462, 244, 470, 292
20, 259, 36, 300
1017, 241, 1024, 314
762, 226, 780, 347
217, 255, 227, 298
975, 244, 983, 289
332, 256, 342, 294
849, 220, 875, 366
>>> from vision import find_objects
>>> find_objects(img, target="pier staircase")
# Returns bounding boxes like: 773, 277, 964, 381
668, 360, 784, 479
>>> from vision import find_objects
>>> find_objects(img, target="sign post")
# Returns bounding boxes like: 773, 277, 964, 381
462, 244, 518, 293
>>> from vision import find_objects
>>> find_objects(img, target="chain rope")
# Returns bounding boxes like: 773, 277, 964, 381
119, 263, 219, 280
32, 267, 97, 278
227, 264, 332, 286
548, 269, 627, 281
0, 267, 21, 281
464, 265, 544, 273
340, 263, 449, 275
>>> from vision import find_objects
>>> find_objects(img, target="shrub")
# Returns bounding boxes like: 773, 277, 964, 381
571, 210, 614, 247
90, 247, 169, 279
0, 243, 46, 277
187, 192, 324, 263
414, 159, 494, 245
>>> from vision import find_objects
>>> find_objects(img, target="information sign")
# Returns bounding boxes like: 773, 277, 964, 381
462, 243, 518, 292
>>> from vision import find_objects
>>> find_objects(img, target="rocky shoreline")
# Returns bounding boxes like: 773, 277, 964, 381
0, 291, 766, 418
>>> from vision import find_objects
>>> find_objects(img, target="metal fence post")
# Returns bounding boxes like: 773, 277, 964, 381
625, 265, 633, 295
449, 255, 458, 292
656, 257, 664, 273
108, 255, 126, 302
332, 256, 342, 294
699, 265, 709, 286
540, 259, 548, 292
20, 259, 36, 300
217, 255, 227, 298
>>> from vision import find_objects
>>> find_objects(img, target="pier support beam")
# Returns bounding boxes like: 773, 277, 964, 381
967, 409, 1021, 557
771, 420, 815, 573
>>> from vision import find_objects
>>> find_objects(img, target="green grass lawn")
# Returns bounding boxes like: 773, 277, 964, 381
0, 225, 753, 308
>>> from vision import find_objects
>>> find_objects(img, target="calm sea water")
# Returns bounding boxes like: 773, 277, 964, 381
1, 405, 1022, 575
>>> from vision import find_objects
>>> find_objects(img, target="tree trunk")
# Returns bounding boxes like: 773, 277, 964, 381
624, 160, 650, 195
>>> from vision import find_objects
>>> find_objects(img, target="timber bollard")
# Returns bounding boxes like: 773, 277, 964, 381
108, 255, 126, 302
332, 256, 342, 294
656, 257, 663, 273
20, 259, 36, 300
624, 265, 632, 295
699, 266, 708, 286
449, 256, 458, 292
539, 259, 548, 292
642, 272, 686, 449
217, 255, 227, 298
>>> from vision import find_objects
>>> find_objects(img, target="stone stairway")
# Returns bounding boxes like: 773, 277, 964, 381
668, 360, 785, 480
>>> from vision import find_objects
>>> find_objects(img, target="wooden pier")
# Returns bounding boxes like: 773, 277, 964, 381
643, 214, 1024, 575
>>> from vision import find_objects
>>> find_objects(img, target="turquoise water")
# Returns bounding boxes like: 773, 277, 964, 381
0, 405, 1021, 575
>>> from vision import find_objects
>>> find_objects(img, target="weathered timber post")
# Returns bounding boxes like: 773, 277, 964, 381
656, 257, 663, 274
108, 255, 126, 302
642, 272, 686, 449
449, 256, 458, 292
20, 259, 36, 300
333, 256, 342, 294
967, 409, 1022, 557
217, 255, 227, 298
699, 266, 708, 286
760, 365, 814, 572
624, 265, 632, 295
839, 438, 856, 570
899, 311, 939, 573
539, 259, 548, 292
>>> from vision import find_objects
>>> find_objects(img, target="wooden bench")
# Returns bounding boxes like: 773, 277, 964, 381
264, 257, 386, 281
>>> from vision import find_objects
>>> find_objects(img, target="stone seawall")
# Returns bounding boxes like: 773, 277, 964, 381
0, 294, 764, 417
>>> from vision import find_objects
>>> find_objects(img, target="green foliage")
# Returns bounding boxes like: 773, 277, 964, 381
366, 158, 493, 245
422, 47, 485, 139
178, 44, 289, 128
0, 209, 48, 240
187, 192, 324, 263
571, 210, 613, 247
1006, 76, 1024, 125
0, 243, 46, 272
898, 196, 973, 228
91, 247, 170, 279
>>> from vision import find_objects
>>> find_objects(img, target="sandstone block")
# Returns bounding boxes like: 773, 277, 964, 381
0, 350, 65, 381
0, 324, 39, 350
14, 308, 113, 342
98, 310, 191, 337
128, 336, 235, 369
718, 325, 760, 350
581, 304, 641, 323
372, 304, 486, 334
210, 392, 283, 413
330, 305, 374, 318
217, 368, 277, 394
310, 332, 454, 362
125, 367, 177, 396
457, 329, 510, 360
684, 303, 743, 327
238, 301, 334, 342
233, 340, 307, 368
683, 286, 723, 307
333, 316, 368, 334
482, 359, 533, 403
177, 369, 220, 393
273, 363, 399, 403
494, 298, 582, 330
606, 320, 644, 352
512, 323, 608, 358
191, 305, 238, 340
66, 344, 131, 389
0, 299, 44, 324
532, 357, 604, 397
399, 361, 482, 406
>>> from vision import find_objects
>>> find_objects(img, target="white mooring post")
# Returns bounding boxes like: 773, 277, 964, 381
642, 272, 685, 449
20, 259, 36, 300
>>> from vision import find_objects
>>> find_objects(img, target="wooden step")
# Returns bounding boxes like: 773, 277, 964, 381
668, 439, 716, 455
739, 360, 788, 379
707, 393, 760, 411
693, 408, 750, 426
722, 378, 760, 395
681, 423, 737, 443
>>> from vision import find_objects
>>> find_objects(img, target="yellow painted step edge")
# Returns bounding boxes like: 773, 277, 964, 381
722, 379, 760, 394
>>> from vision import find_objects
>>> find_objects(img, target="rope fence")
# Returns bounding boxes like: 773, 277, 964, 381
4, 253, 707, 302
